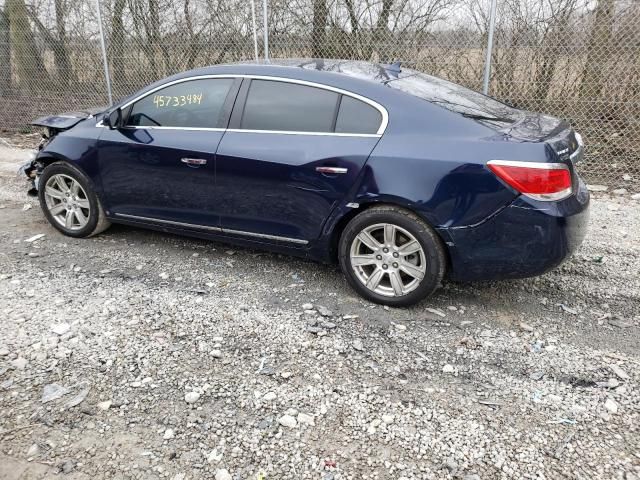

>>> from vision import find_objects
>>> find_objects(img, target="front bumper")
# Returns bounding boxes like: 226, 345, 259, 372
441, 178, 590, 282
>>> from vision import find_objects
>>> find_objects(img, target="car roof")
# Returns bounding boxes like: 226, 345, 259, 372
181, 59, 403, 85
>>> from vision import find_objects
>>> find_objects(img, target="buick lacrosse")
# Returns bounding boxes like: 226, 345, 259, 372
22, 59, 589, 306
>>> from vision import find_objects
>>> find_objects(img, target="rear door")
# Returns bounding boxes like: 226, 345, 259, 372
213, 78, 385, 244
97, 77, 238, 228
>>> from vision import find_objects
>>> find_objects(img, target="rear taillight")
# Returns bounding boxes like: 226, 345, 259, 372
487, 160, 572, 201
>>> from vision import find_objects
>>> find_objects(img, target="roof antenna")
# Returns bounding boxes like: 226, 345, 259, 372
386, 61, 402, 74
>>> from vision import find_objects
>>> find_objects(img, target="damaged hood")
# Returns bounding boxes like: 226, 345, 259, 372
32, 107, 107, 131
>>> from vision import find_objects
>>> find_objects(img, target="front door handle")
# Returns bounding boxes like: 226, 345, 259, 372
181, 158, 207, 166
316, 166, 348, 175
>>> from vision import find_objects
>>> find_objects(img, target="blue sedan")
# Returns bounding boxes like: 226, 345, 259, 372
22, 59, 589, 306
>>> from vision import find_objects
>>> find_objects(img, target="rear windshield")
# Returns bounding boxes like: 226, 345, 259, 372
385, 71, 522, 121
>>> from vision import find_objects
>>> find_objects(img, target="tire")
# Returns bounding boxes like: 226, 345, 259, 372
38, 162, 111, 238
338, 205, 446, 307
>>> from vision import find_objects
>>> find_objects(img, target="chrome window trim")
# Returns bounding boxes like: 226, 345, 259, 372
114, 213, 309, 245
110, 73, 388, 136
225, 128, 380, 138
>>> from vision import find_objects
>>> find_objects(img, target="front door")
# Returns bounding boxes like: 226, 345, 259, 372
98, 77, 238, 228
214, 78, 385, 243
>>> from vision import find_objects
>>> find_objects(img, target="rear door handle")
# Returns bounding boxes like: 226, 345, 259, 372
316, 166, 348, 174
181, 158, 207, 166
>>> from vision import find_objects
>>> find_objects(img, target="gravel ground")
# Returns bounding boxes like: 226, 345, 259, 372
0, 143, 639, 480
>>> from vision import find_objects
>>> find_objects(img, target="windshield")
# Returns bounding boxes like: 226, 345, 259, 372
385, 70, 522, 121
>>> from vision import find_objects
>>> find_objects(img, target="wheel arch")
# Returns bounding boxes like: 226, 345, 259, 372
34, 153, 104, 201
328, 199, 452, 269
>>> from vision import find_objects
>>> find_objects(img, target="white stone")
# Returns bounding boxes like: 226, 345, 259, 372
278, 414, 297, 428
24, 234, 45, 243
210, 349, 223, 358
302, 303, 313, 310
207, 448, 223, 464
97, 400, 112, 410
382, 414, 395, 424
442, 364, 455, 374
297, 412, 315, 426
262, 392, 277, 401
604, 398, 618, 414
610, 364, 630, 380
51, 323, 70, 336
11, 357, 28, 370
163, 429, 175, 439
185, 391, 201, 404
215, 469, 232, 480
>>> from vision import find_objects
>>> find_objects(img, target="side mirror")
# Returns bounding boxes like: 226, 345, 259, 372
104, 108, 122, 129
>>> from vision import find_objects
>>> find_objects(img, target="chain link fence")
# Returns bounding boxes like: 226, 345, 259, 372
0, 0, 638, 185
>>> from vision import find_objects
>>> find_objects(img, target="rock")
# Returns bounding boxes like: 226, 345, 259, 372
381, 414, 394, 424
278, 414, 297, 428
529, 371, 545, 381
42, 383, 70, 403
207, 448, 223, 464
394, 323, 407, 331
519, 322, 534, 332
604, 398, 618, 414
26, 443, 40, 457
210, 349, 223, 358
262, 392, 277, 401
185, 391, 201, 404
321, 322, 337, 330
159, 272, 169, 280
610, 364, 630, 380
11, 357, 28, 370
632, 193, 640, 201
612, 188, 627, 196
0, 347, 9, 356
301, 303, 313, 310
297, 412, 315, 426
464, 475, 481, 480
442, 364, 455, 374
426, 307, 446, 317
24, 233, 45, 243
97, 400, 112, 410
352, 339, 364, 351
163, 428, 175, 439
622, 174, 631, 181
215, 469, 232, 480
60, 459, 76, 474
51, 323, 70, 336
317, 305, 332, 317
559, 304, 578, 315
64, 386, 90, 408
587, 184, 608, 192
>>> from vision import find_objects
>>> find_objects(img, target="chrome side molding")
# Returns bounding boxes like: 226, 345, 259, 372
114, 213, 309, 245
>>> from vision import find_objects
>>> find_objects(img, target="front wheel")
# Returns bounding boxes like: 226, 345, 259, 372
338, 205, 446, 307
38, 162, 111, 238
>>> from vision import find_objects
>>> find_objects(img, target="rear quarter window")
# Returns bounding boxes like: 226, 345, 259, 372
335, 96, 382, 134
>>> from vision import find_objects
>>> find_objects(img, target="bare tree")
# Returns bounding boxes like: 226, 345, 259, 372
6, 0, 50, 88
579, 0, 614, 101
26, 0, 74, 87
311, 0, 327, 58
0, 5, 10, 95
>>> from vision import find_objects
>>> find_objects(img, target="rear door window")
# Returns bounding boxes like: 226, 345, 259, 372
335, 95, 382, 134
126, 78, 234, 128
241, 80, 339, 133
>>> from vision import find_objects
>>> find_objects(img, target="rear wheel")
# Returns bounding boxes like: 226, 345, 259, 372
38, 162, 110, 238
338, 205, 445, 307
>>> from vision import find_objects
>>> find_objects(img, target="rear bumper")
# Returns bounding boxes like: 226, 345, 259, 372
441, 178, 590, 282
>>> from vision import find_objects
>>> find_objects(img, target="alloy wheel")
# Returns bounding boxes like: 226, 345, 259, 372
43, 174, 91, 231
349, 222, 426, 297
